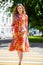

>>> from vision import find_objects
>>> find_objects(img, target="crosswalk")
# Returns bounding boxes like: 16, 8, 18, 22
0, 49, 43, 65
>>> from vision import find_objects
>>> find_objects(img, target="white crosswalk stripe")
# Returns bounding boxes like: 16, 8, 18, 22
0, 43, 43, 65
0, 50, 43, 64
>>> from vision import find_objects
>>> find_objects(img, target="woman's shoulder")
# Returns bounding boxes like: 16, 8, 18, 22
23, 14, 28, 18
25, 14, 28, 18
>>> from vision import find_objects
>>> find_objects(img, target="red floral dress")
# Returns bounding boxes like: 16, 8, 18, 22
9, 14, 30, 52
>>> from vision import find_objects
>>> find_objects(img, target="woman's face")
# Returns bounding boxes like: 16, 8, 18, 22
17, 6, 23, 14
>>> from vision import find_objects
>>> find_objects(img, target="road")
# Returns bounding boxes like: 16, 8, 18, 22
0, 40, 43, 65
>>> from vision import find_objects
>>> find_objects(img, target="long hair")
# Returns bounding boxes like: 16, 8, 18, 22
13, 4, 26, 15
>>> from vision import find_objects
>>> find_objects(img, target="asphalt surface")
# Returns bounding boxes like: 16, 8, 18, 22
0, 39, 43, 65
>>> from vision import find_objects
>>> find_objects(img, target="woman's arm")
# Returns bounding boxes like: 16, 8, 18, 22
11, 14, 15, 27
25, 15, 29, 36
11, 14, 15, 32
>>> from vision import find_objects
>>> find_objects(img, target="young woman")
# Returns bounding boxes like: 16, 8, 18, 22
9, 3, 30, 65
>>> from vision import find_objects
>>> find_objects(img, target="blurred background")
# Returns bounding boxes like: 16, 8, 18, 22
0, 0, 43, 43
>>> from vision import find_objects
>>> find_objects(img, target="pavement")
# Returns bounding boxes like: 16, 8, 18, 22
0, 40, 43, 65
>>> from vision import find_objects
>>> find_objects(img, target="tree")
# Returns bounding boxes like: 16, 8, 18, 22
0, 0, 43, 36
22, 0, 43, 36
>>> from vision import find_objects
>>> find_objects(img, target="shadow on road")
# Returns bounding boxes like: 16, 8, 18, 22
0, 39, 12, 44
0, 39, 12, 48
30, 42, 43, 48
0, 39, 43, 48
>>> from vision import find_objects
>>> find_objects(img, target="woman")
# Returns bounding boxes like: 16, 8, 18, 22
9, 3, 30, 65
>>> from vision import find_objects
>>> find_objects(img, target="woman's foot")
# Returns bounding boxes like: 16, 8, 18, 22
18, 62, 21, 65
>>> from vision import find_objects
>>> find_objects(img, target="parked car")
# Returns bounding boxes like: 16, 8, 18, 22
29, 28, 42, 36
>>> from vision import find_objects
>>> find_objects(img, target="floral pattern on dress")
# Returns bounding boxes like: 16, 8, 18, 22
9, 14, 30, 52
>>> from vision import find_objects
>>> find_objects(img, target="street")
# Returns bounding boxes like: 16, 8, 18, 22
0, 40, 43, 65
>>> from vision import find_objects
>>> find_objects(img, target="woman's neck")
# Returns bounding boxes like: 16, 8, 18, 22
19, 12, 22, 15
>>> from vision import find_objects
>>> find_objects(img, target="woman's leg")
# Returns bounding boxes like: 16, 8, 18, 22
17, 51, 23, 65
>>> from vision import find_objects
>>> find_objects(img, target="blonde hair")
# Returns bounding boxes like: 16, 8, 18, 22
13, 3, 26, 15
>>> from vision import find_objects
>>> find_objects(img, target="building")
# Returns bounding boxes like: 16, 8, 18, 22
0, 0, 13, 39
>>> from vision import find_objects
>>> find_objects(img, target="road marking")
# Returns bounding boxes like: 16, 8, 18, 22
0, 56, 43, 58
0, 51, 43, 56
0, 60, 43, 64
0, 57, 43, 59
